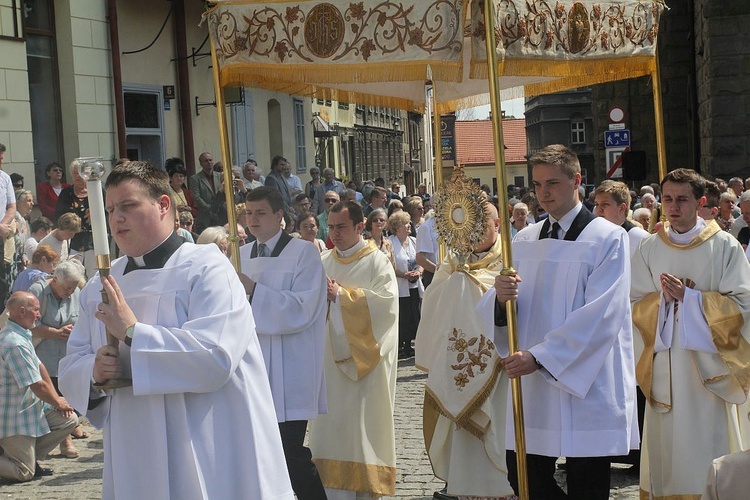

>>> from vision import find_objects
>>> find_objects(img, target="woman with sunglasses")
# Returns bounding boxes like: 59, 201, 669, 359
36, 162, 69, 220
364, 208, 393, 264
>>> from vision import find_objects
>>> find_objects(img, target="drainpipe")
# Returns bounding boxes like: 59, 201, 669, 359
107, 0, 127, 158
174, 0, 196, 174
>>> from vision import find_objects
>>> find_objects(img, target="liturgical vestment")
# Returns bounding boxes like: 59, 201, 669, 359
59, 242, 293, 499
631, 219, 750, 500
310, 239, 399, 497
415, 236, 514, 498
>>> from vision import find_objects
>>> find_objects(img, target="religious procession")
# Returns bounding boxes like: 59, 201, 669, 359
2, 0, 749, 499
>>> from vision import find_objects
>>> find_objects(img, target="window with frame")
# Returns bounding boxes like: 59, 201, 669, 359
571, 119, 585, 144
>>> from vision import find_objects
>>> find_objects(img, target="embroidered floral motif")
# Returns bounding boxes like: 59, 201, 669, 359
474, 0, 661, 54
448, 328, 495, 390
209, 1, 462, 65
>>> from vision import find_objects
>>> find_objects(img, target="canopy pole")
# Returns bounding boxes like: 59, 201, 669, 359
652, 49, 668, 183
651, 48, 668, 227
483, 2, 528, 499
210, 36, 241, 271
431, 81, 446, 262
651, 49, 667, 181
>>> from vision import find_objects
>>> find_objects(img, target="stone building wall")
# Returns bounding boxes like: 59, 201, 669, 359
590, 0, 750, 184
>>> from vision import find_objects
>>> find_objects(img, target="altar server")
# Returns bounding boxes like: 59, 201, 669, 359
479, 144, 637, 500
58, 161, 293, 500
239, 186, 328, 499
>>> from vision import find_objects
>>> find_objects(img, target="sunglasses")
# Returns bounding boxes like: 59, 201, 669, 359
325, 198, 338, 203
50, 168, 63, 172
13, 183, 23, 188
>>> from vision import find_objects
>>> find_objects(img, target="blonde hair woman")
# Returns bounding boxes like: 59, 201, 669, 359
387, 210, 423, 359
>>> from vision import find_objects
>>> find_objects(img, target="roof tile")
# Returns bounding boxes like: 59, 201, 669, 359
455, 118, 527, 165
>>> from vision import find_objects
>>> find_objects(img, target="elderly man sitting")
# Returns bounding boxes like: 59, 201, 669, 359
0, 292, 78, 482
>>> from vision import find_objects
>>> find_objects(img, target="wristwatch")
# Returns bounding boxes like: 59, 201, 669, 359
123, 324, 136, 347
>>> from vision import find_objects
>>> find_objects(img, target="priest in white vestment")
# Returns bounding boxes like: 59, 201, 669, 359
58, 162, 293, 500
415, 203, 514, 499
631, 168, 750, 500
239, 186, 328, 499
309, 200, 399, 499
479, 145, 637, 499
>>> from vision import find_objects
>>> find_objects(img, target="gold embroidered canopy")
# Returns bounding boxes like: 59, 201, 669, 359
205, 0, 666, 112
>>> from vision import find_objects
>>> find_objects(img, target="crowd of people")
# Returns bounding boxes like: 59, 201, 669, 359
1, 141, 749, 500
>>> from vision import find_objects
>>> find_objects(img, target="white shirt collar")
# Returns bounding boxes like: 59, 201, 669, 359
547, 203, 583, 234
257, 229, 283, 254
133, 232, 172, 266
336, 238, 366, 258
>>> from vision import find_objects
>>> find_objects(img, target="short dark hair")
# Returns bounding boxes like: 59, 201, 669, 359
0, 143, 5, 153
46, 162, 63, 177
296, 211, 318, 229
164, 157, 185, 174
105, 161, 171, 204
245, 186, 285, 213
294, 193, 310, 204
661, 168, 705, 200
329, 200, 364, 225
703, 179, 721, 208
30, 216, 53, 233
270, 156, 288, 171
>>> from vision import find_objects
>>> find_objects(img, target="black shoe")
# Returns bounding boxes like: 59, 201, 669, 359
433, 487, 458, 500
34, 462, 53, 478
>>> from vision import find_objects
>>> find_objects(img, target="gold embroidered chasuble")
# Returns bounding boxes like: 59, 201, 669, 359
310, 241, 399, 496
415, 236, 514, 498
631, 220, 750, 500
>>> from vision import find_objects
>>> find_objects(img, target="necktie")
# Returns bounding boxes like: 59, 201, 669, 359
257, 242, 268, 257
550, 222, 561, 240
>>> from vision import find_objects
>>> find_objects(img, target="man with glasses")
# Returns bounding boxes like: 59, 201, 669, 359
311, 168, 345, 215
310, 200, 398, 498
316, 191, 340, 243
241, 160, 263, 191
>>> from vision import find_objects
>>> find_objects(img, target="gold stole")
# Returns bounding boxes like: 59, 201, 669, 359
634, 220, 750, 410
329, 241, 382, 380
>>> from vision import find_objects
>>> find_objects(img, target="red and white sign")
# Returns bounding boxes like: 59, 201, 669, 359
606, 147, 630, 178
609, 106, 625, 123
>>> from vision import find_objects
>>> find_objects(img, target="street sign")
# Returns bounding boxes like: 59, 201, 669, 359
604, 130, 631, 148
608, 123, 626, 130
606, 147, 629, 178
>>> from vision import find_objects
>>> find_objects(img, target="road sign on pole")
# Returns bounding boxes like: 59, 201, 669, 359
604, 130, 631, 148
606, 147, 629, 178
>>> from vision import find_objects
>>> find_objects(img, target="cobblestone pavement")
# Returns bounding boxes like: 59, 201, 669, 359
0, 358, 639, 499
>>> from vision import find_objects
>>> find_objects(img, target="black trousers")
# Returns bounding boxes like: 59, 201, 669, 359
398, 288, 421, 354
506, 450, 611, 500
278, 421, 327, 500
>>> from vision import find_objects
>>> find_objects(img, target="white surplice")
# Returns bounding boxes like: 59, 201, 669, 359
240, 235, 327, 422
478, 217, 638, 458
58, 243, 293, 500
309, 240, 399, 497
631, 220, 750, 499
